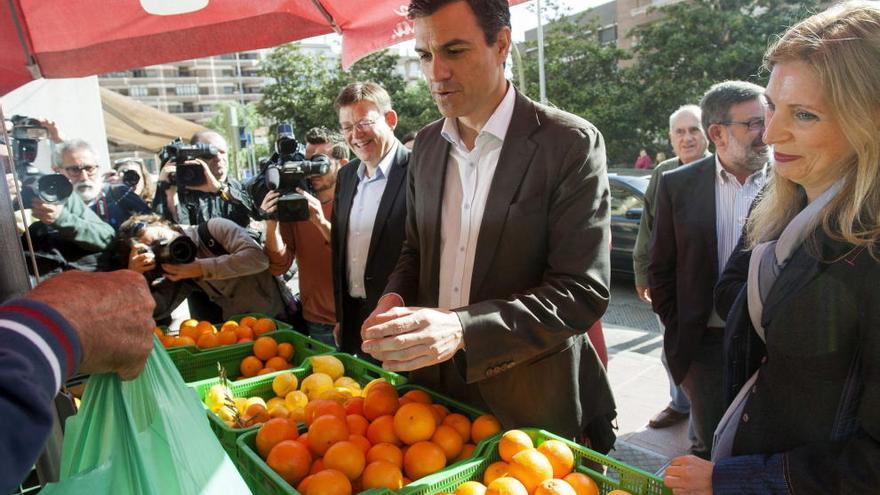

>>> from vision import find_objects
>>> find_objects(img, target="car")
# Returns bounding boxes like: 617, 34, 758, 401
608, 172, 649, 276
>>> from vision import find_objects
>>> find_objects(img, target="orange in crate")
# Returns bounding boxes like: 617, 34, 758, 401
252, 317, 278, 336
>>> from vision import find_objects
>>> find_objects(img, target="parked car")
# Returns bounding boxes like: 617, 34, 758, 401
608, 173, 648, 276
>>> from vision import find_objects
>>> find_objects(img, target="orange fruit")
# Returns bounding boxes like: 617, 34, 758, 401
243, 403, 270, 426
483, 461, 510, 485
195, 320, 215, 335
486, 477, 529, 495
535, 479, 577, 495
304, 399, 347, 425
361, 460, 404, 490
432, 424, 464, 461
456, 480, 488, 495
253, 317, 278, 336
403, 440, 447, 480
323, 440, 366, 480
239, 315, 258, 328
240, 356, 263, 378
309, 458, 324, 475
366, 415, 401, 446
431, 404, 450, 424
347, 414, 370, 436
238, 337, 253, 344
304, 469, 351, 495
257, 418, 300, 458
266, 356, 291, 371
196, 332, 219, 349
457, 443, 477, 462
234, 325, 254, 340
297, 474, 314, 494
537, 440, 575, 478
178, 325, 199, 341
606, 491, 633, 495
253, 336, 279, 361
367, 442, 404, 469
160, 335, 176, 348
443, 414, 472, 443
258, 368, 277, 376
508, 448, 553, 494
400, 389, 433, 405
180, 319, 199, 329
266, 440, 312, 485
308, 414, 350, 456
177, 336, 196, 347
364, 388, 400, 421
562, 473, 600, 495
277, 342, 295, 361
349, 434, 372, 453
471, 415, 502, 444
217, 329, 237, 346
393, 402, 437, 445
345, 397, 365, 416
499, 430, 534, 462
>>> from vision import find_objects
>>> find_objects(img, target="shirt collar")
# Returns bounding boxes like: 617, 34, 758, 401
441, 82, 516, 150
357, 140, 399, 181
714, 154, 768, 185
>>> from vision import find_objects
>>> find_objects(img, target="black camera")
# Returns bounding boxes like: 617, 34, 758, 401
19, 173, 73, 209
7, 115, 47, 178
150, 236, 198, 265
264, 122, 330, 222
158, 138, 218, 187
121, 169, 141, 188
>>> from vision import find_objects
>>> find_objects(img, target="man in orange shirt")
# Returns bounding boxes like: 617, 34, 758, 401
262, 128, 349, 345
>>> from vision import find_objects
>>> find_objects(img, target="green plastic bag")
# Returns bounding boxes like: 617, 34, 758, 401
42, 339, 251, 494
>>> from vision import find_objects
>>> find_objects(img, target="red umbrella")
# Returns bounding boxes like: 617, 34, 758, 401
1, 0, 528, 97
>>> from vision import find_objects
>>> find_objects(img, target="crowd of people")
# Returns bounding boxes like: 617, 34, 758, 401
2, 0, 880, 493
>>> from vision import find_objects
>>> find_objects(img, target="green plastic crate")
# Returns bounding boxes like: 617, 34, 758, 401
399, 428, 672, 495
169, 329, 332, 383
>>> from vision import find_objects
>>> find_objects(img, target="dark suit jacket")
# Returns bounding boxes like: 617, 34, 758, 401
383, 90, 616, 443
649, 155, 720, 384
712, 230, 880, 492
331, 143, 410, 353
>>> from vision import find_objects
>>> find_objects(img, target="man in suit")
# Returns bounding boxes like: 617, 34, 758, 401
360, 0, 616, 448
633, 104, 709, 430
649, 80, 769, 458
331, 82, 410, 356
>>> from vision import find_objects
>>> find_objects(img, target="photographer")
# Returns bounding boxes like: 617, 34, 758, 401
152, 130, 251, 228
263, 127, 348, 346
54, 139, 152, 230
105, 157, 155, 207
118, 214, 287, 322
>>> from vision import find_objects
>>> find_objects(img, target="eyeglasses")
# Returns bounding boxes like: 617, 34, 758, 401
340, 119, 377, 135
62, 164, 99, 174
720, 118, 765, 132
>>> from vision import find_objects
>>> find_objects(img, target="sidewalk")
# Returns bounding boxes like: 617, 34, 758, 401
602, 324, 689, 476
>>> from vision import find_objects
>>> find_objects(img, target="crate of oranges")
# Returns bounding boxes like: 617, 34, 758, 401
190, 353, 406, 464
235, 378, 497, 495
170, 329, 333, 383
156, 313, 293, 351
399, 427, 670, 495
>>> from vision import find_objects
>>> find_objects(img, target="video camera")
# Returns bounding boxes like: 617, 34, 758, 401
5, 116, 73, 209
264, 122, 330, 222
19, 174, 73, 209
158, 137, 218, 187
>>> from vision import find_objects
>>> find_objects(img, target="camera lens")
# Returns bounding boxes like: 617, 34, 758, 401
167, 237, 197, 264
36, 174, 73, 204
122, 169, 141, 188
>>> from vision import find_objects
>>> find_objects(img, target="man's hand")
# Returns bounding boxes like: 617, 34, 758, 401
30, 198, 64, 225
27, 270, 156, 380
161, 262, 204, 282
261, 190, 280, 216
296, 187, 331, 240
185, 159, 222, 193
128, 243, 156, 274
636, 285, 652, 304
38, 119, 65, 143
361, 304, 465, 372
361, 293, 405, 338
664, 455, 714, 495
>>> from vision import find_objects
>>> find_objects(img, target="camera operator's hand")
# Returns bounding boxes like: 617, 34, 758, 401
185, 159, 222, 193
5, 173, 18, 204
128, 243, 156, 274
161, 261, 204, 282
30, 198, 64, 225
158, 162, 178, 188
261, 190, 280, 216
38, 119, 65, 144
296, 187, 331, 241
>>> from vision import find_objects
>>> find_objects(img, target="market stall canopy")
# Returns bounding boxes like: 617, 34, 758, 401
101, 87, 206, 151
1, 0, 528, 96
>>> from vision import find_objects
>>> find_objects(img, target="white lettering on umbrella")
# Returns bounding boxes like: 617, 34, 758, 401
140, 0, 208, 16
392, 4, 413, 40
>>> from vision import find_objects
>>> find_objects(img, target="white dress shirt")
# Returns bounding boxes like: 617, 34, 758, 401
709, 156, 767, 326
437, 83, 516, 309
347, 142, 398, 298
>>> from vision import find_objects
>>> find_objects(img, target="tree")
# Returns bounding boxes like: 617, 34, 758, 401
207, 101, 269, 179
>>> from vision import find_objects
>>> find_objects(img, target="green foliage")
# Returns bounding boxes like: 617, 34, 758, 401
206, 102, 269, 179
257, 46, 439, 143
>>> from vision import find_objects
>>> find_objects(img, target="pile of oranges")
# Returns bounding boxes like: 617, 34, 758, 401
253, 379, 501, 495
438, 429, 632, 495
238, 336, 296, 379
156, 316, 278, 350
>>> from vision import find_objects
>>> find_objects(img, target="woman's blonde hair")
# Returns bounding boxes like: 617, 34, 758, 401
746, 1, 880, 253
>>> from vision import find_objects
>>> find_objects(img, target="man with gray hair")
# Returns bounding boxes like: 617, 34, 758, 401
649, 80, 769, 458
633, 104, 709, 430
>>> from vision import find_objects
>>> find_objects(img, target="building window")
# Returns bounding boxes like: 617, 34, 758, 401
182, 102, 195, 113
175, 84, 199, 96
131, 69, 147, 78
223, 86, 235, 94
598, 25, 617, 44
178, 67, 192, 77
129, 86, 148, 97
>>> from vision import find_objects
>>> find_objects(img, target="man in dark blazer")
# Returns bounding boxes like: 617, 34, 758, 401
331, 82, 410, 356
649, 81, 769, 458
359, 0, 616, 449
